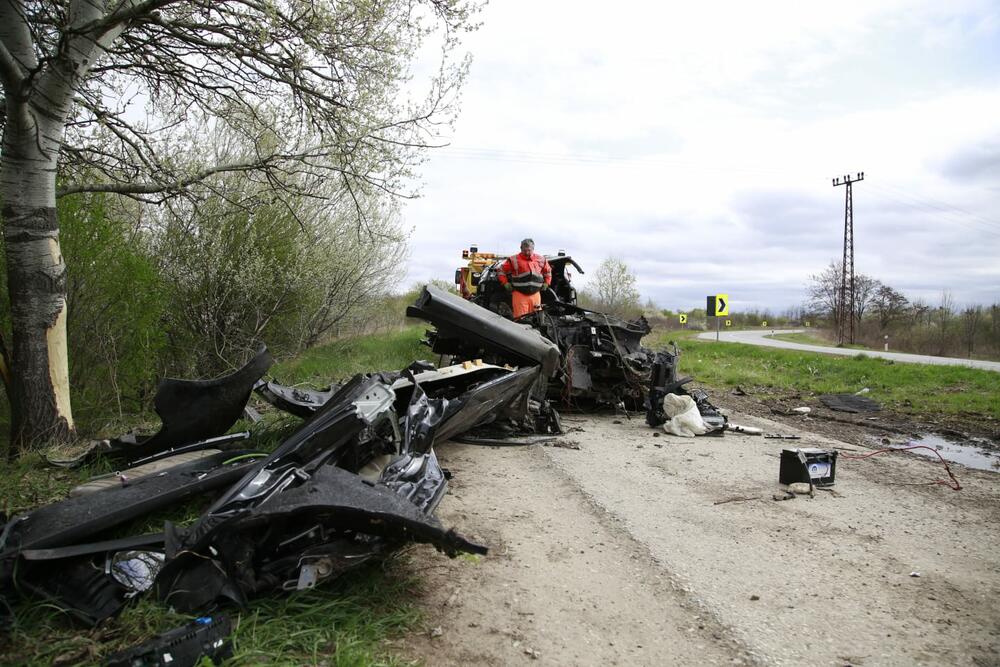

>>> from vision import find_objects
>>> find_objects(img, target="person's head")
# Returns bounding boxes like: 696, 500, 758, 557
520, 238, 534, 254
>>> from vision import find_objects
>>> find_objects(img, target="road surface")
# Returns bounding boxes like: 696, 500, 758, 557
400, 412, 1000, 666
697, 329, 1000, 373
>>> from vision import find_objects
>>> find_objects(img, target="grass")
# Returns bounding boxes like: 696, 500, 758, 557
2, 561, 421, 666
767, 331, 869, 349
272, 326, 428, 385
647, 332, 1000, 421
0, 329, 436, 667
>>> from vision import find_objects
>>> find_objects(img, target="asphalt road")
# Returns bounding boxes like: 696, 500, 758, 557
697, 328, 1000, 373
408, 412, 1000, 666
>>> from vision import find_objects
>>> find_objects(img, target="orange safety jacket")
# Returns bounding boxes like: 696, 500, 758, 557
498, 252, 551, 294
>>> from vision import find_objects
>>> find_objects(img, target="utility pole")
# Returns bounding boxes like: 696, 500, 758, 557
833, 172, 864, 345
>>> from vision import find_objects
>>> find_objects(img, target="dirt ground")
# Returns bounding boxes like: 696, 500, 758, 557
394, 403, 1000, 666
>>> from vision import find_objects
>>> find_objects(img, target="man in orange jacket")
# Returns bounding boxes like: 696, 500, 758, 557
497, 238, 552, 319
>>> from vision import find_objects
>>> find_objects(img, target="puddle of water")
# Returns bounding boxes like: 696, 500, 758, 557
901, 433, 1000, 472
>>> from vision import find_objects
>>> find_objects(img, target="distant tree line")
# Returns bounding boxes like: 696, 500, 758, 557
805, 261, 1000, 358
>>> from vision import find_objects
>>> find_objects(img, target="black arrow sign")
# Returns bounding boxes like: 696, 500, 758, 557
717, 296, 727, 314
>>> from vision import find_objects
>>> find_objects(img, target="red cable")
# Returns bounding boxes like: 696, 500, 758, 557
840, 446, 962, 491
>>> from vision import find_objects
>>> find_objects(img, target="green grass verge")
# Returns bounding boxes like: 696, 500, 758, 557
767, 331, 868, 349
272, 326, 428, 385
647, 332, 1000, 420
2, 561, 420, 666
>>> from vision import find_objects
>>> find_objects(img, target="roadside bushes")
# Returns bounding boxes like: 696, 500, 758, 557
0, 183, 407, 438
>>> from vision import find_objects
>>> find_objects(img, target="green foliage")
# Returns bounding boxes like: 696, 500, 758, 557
0, 192, 167, 437
59, 194, 167, 425
273, 326, 428, 385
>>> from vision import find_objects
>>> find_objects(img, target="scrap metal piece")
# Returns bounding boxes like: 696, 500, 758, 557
819, 393, 882, 413
106, 615, 233, 667
407, 285, 561, 376
254, 379, 338, 418
156, 463, 486, 612
17, 555, 129, 626
207, 375, 396, 515
1, 450, 260, 554
110, 346, 273, 464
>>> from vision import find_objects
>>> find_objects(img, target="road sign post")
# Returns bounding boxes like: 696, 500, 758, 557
706, 294, 729, 342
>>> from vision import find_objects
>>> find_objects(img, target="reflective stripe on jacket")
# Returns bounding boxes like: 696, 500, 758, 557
498, 252, 551, 295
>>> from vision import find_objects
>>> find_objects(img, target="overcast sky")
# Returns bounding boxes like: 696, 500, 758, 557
401, 0, 1000, 314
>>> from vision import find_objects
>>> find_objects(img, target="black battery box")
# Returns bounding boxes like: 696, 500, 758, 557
779, 448, 837, 486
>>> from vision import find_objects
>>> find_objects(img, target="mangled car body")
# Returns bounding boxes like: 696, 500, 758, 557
0, 349, 550, 627
409, 284, 720, 418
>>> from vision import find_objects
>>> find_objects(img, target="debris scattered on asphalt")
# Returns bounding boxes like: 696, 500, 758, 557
779, 447, 838, 487
765, 434, 802, 439
2, 284, 734, 654
910, 572, 921, 578
713, 496, 760, 506
792, 407, 812, 414
728, 424, 762, 435
788, 482, 813, 495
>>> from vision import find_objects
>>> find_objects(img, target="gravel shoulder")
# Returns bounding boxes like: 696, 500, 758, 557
397, 409, 1000, 666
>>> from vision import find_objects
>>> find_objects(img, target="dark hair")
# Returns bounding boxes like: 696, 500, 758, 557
520, 238, 534, 246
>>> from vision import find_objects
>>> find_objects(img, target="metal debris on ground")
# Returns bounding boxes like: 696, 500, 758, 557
819, 394, 882, 413
1, 279, 731, 655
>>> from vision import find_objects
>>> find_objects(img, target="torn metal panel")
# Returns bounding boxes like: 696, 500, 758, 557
156, 463, 486, 612
110, 346, 272, 464
17, 555, 130, 626
0, 450, 261, 555
253, 379, 338, 418
206, 375, 398, 516
433, 366, 544, 443
407, 285, 561, 376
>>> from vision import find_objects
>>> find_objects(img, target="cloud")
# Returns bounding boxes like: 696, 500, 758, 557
939, 137, 1000, 183
401, 0, 1000, 312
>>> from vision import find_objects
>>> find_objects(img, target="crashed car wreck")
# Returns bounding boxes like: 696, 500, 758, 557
408, 285, 727, 427
1, 279, 724, 662
0, 347, 554, 641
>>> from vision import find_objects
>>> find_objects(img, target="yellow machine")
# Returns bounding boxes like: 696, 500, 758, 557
455, 244, 499, 298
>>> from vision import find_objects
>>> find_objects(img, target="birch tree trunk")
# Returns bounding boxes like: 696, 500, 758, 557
1, 107, 75, 449
1, 0, 127, 450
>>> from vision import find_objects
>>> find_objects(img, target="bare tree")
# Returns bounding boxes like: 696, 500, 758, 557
806, 261, 842, 322
0, 0, 476, 451
935, 291, 955, 356
961, 305, 983, 358
991, 303, 1000, 352
871, 284, 909, 331
852, 273, 880, 326
585, 257, 641, 318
